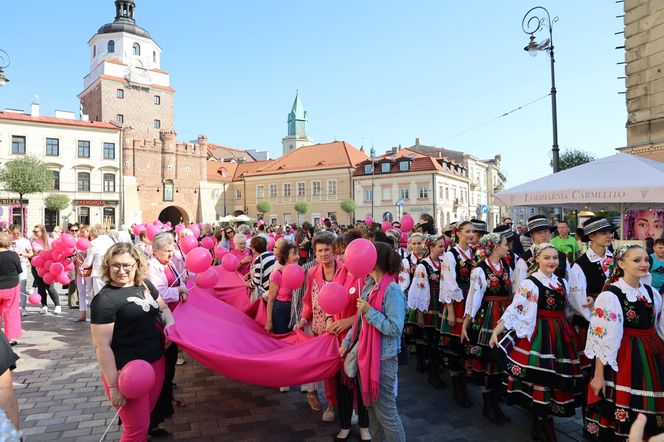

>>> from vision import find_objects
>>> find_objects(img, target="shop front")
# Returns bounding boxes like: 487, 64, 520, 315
72, 200, 119, 228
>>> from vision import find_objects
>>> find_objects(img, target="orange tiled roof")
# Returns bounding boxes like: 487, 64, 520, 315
243, 141, 368, 177
0, 112, 120, 130
232, 160, 275, 180
206, 160, 238, 182
352, 148, 467, 177
207, 143, 257, 162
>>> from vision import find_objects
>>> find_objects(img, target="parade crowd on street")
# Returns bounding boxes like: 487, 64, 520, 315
0, 212, 662, 442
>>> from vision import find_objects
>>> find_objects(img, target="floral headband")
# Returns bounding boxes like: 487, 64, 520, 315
474, 233, 501, 261
533, 242, 557, 258
424, 234, 442, 249
604, 244, 644, 288
613, 244, 641, 262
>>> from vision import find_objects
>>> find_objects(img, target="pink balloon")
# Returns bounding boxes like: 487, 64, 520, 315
40, 250, 52, 261
175, 224, 184, 235
132, 225, 142, 236
381, 221, 392, 232
185, 247, 212, 274
63, 259, 75, 271
196, 268, 219, 289
43, 272, 56, 285
344, 239, 377, 278
61, 233, 76, 248
63, 247, 76, 256
146, 225, 160, 242
31, 255, 44, 268
318, 282, 348, 315
43, 260, 53, 272
28, 293, 41, 305
49, 262, 64, 275
267, 237, 275, 251
201, 237, 215, 250
153, 220, 161, 226
189, 224, 200, 238
51, 251, 64, 262
214, 245, 229, 260
37, 267, 46, 278
257, 219, 264, 226
282, 264, 304, 290
51, 240, 64, 251
364, 215, 373, 226
400, 214, 415, 232
76, 238, 90, 251
180, 235, 198, 254
118, 359, 156, 399
400, 232, 409, 248
221, 254, 240, 272
57, 272, 70, 285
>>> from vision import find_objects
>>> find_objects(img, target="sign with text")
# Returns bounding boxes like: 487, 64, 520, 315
0, 199, 28, 205
73, 200, 119, 206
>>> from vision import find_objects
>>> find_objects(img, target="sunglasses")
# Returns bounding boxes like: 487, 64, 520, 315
70, 229, 79, 232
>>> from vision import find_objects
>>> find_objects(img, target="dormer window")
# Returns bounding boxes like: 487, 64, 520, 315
133, 43, 141, 56
381, 163, 390, 173
399, 161, 410, 171
364, 164, 374, 174
108, 40, 115, 53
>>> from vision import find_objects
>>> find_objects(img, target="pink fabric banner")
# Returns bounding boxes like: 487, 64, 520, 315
166, 286, 342, 387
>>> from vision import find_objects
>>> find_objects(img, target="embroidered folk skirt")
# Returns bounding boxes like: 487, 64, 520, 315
466, 296, 510, 387
440, 293, 468, 372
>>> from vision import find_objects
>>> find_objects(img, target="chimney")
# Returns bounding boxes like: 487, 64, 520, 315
415, 137, 420, 146
80, 114, 90, 122
30, 102, 40, 117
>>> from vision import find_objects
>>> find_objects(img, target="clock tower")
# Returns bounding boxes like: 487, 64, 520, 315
78, 0, 175, 139
281, 92, 314, 155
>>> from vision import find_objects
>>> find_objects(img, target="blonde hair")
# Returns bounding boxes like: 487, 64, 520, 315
90, 224, 106, 239
0, 233, 11, 249
33, 224, 49, 249
100, 243, 148, 285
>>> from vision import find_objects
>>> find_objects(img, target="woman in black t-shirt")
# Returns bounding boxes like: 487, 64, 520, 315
91, 243, 174, 442
0, 233, 22, 344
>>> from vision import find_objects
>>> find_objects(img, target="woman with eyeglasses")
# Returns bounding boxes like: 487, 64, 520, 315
30, 224, 61, 314
91, 243, 174, 442
221, 228, 235, 251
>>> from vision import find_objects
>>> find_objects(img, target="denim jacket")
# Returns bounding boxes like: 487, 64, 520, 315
342, 276, 407, 359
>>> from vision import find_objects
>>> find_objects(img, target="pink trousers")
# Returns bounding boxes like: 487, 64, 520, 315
0, 285, 21, 340
102, 357, 165, 442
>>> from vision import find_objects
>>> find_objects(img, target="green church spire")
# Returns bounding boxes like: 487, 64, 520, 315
287, 91, 308, 138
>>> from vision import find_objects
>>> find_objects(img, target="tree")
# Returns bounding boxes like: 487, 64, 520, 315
256, 200, 272, 218
0, 155, 52, 229
294, 201, 310, 224
340, 199, 356, 223
559, 149, 597, 171
44, 194, 70, 211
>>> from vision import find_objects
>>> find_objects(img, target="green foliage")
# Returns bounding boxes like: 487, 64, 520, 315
256, 200, 272, 215
559, 149, 597, 171
340, 199, 356, 214
44, 194, 70, 211
0, 155, 52, 198
294, 201, 310, 214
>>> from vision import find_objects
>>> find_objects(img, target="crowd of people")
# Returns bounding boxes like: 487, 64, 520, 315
0, 212, 662, 442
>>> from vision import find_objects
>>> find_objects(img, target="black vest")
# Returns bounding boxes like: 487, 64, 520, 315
478, 261, 511, 297
574, 253, 607, 297
450, 247, 474, 290
521, 248, 567, 280
606, 284, 655, 330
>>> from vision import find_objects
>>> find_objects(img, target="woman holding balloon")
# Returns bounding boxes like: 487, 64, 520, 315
91, 242, 173, 442
30, 224, 62, 314
230, 234, 252, 276
265, 242, 299, 334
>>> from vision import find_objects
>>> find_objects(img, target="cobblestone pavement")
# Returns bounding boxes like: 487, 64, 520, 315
10, 291, 585, 441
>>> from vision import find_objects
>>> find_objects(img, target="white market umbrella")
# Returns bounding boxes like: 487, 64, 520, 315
495, 153, 664, 211
218, 215, 234, 223
233, 214, 252, 223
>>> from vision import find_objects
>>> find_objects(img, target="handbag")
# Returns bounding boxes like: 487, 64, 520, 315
343, 317, 361, 378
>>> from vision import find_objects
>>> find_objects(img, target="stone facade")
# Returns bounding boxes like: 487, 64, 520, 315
619, 0, 664, 161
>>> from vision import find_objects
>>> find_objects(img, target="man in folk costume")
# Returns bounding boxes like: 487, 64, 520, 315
493, 224, 518, 271
513, 215, 570, 293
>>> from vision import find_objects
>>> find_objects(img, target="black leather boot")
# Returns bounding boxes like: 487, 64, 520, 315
482, 392, 502, 425
491, 389, 511, 423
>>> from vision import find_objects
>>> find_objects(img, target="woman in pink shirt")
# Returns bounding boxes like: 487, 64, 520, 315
30, 225, 61, 314
230, 234, 252, 276
265, 242, 298, 334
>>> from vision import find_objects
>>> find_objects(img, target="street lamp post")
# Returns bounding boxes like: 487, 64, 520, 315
522, 6, 559, 173
0, 49, 10, 87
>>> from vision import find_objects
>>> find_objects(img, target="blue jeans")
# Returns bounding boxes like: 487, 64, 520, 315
366, 356, 406, 442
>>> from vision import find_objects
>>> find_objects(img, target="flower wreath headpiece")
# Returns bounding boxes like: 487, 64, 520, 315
603, 244, 643, 288
474, 233, 501, 261
527, 242, 558, 276
424, 234, 442, 249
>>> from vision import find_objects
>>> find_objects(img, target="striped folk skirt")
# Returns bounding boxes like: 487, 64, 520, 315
586, 327, 664, 439
498, 310, 583, 417
466, 296, 510, 387
440, 300, 467, 372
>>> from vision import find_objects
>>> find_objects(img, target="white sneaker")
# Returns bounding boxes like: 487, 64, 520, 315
322, 407, 335, 422
40, 306, 48, 314
53, 306, 62, 314
21, 307, 28, 317
351, 409, 358, 426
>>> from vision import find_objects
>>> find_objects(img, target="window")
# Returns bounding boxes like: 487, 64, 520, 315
154, 95, 161, 105
51, 171, 60, 191
364, 164, 374, 174
103, 173, 115, 192
297, 182, 305, 197
364, 189, 373, 202
235, 189, 241, 199
154, 119, 161, 129
103, 142, 115, 160
103, 207, 116, 227
115, 114, 124, 124
399, 161, 410, 171
78, 140, 90, 158
312, 181, 321, 196
269, 184, 277, 198
133, 42, 141, 56
77, 172, 91, 192
283, 183, 291, 197
78, 207, 90, 225
44, 209, 58, 233
400, 188, 409, 200
256, 185, 264, 198
381, 163, 390, 173
327, 180, 337, 195
93, 45, 96, 57
163, 181, 173, 202
11, 136, 25, 154
117, 89, 124, 99
419, 187, 429, 199
453, 187, 457, 200
46, 138, 59, 156
108, 40, 115, 53
153, 51, 156, 63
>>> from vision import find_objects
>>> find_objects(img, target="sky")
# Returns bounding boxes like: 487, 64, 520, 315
0, 0, 627, 186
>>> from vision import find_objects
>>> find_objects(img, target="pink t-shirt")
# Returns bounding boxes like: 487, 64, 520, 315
231, 249, 251, 276
11, 237, 32, 264
164, 264, 177, 287
270, 269, 293, 302
31, 238, 47, 254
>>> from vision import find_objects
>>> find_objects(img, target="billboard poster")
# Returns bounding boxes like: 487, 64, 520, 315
623, 208, 664, 240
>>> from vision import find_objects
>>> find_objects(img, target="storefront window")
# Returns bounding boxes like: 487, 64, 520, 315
78, 207, 90, 225
103, 207, 115, 228
44, 209, 58, 233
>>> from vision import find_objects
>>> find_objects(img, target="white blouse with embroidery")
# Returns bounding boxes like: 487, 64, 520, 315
568, 248, 612, 321
398, 254, 419, 294
407, 257, 438, 312
440, 246, 472, 304
500, 271, 571, 341
512, 246, 571, 295
465, 261, 511, 318
584, 278, 664, 372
